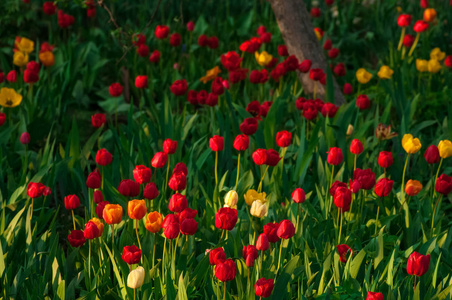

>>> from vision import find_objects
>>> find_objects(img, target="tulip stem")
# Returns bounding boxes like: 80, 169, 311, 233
414, 275, 417, 291
277, 242, 283, 274
397, 27, 405, 51
433, 158, 443, 198
215, 151, 218, 186
223, 281, 226, 300
280, 147, 287, 181
165, 155, 171, 193
114, 97, 118, 130
162, 238, 167, 282
375, 205, 380, 236
338, 210, 343, 245
30, 197, 34, 221
408, 33, 420, 57
102, 166, 104, 190
111, 224, 115, 257
134, 289, 136, 300
152, 233, 156, 269
431, 194, 443, 234
88, 239, 91, 282
353, 154, 357, 172
296, 204, 300, 233
135, 220, 142, 252
400, 154, 409, 209
72, 210, 76, 231
235, 153, 241, 190
257, 166, 269, 193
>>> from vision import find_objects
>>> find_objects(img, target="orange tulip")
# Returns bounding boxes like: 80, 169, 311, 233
423, 8, 436, 23
89, 217, 104, 237
145, 211, 163, 233
405, 180, 423, 196
103, 204, 123, 224
38, 51, 55, 67
128, 199, 147, 220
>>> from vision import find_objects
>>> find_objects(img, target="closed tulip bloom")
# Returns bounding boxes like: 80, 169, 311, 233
13, 51, 29, 67
263, 222, 280, 243
353, 168, 376, 190
337, 244, 353, 263
435, 174, 452, 195
224, 190, 238, 207
143, 182, 159, 200
6, 70, 17, 82
68, 230, 86, 247
164, 222, 180, 239
349, 179, 362, 194
109, 83, 123, 97
233, 134, 250, 151
64, 195, 80, 210
215, 207, 238, 231
420, 0, 429, 8
162, 139, 177, 155
91, 113, 106, 128
127, 266, 145, 289
255, 234, 269, 251
103, 204, 123, 224
96, 149, 112, 166
154, 25, 169, 39
424, 145, 440, 164
356, 94, 370, 110
423, 8, 436, 22
162, 214, 178, 229
321, 103, 339, 118
20, 132, 30, 144
240, 117, 259, 135
149, 50, 160, 63
180, 218, 198, 235
122, 245, 142, 264
118, 179, 140, 197
215, 259, 236, 282
255, 278, 274, 298
445, 56, 452, 68
244, 189, 266, 206
86, 169, 101, 189
84, 221, 100, 239
95, 201, 109, 219
170, 79, 188, 96
407, 252, 430, 276
377, 65, 393, 79
343, 83, 353, 95
265, 149, 281, 166
144, 211, 163, 233
27, 182, 45, 198
209, 135, 224, 151
151, 152, 168, 168
397, 14, 412, 27
378, 151, 393, 168
128, 200, 147, 220
133, 165, 151, 184
327, 147, 343, 165
277, 220, 295, 239
243, 245, 259, 267
428, 59, 441, 73
438, 140, 452, 159
250, 200, 268, 218
89, 218, 104, 236
298, 59, 312, 73
405, 180, 423, 196
169, 33, 181, 47
43, 1, 57, 15
350, 139, 363, 154
402, 134, 422, 154
403, 34, 415, 48
276, 130, 292, 148
186, 21, 194, 31
178, 207, 198, 223
209, 247, 227, 265
413, 20, 429, 33
374, 178, 394, 197
366, 292, 384, 300
416, 59, 428, 72
135, 75, 148, 89
252, 149, 267, 165
172, 163, 188, 177
168, 171, 187, 191
169, 193, 188, 212
292, 188, 306, 204
356, 68, 372, 84
334, 187, 352, 212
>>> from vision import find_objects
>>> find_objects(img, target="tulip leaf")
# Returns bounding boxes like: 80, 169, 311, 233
271, 255, 299, 299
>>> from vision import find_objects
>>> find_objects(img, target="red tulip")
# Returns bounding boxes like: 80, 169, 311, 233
292, 188, 306, 204
350, 139, 363, 155
276, 131, 292, 148
334, 187, 352, 212
169, 33, 181, 47
95, 201, 109, 219
252, 149, 267, 165
122, 245, 142, 265
243, 245, 258, 267
366, 292, 384, 300
343, 83, 353, 95
143, 182, 159, 200
356, 94, 370, 110
220, 51, 242, 71
327, 147, 343, 165
154, 25, 169, 39
151, 152, 167, 168
91, 113, 106, 128
278, 45, 288, 57
209, 135, 224, 151
240, 117, 259, 134
149, 50, 160, 63
397, 14, 412, 27
20, 132, 30, 144
277, 220, 295, 239
374, 178, 394, 197
133, 165, 151, 184
255, 278, 274, 298
407, 251, 430, 276
435, 174, 452, 195
96, 149, 112, 166
209, 247, 226, 265
299, 59, 312, 73
378, 151, 393, 168
328, 48, 340, 59
233, 134, 249, 151
43, 1, 57, 15
86, 169, 101, 189
64, 195, 80, 210
68, 230, 86, 247
135, 75, 148, 89
168, 171, 187, 191
93, 190, 104, 204
180, 218, 198, 235
337, 244, 353, 263
6, 70, 17, 82
84, 221, 100, 239
178, 207, 197, 223
413, 20, 429, 33
186, 21, 194, 31
353, 168, 376, 190
118, 179, 140, 197
424, 145, 440, 164
27, 182, 45, 198
256, 233, 269, 251
170, 79, 188, 96
321, 103, 339, 118
163, 138, 177, 154
214, 259, 236, 282
137, 44, 149, 57
163, 222, 180, 239
215, 207, 238, 231
169, 193, 188, 213
173, 162, 188, 176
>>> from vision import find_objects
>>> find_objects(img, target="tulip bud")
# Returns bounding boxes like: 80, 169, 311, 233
180, 218, 198, 235
95, 201, 109, 219
103, 204, 123, 225
215, 207, 238, 231
334, 187, 352, 212
122, 245, 142, 264
250, 200, 268, 218
154, 25, 169, 39
96, 148, 112, 166
276, 130, 292, 148
169, 193, 188, 212
292, 188, 306, 204
378, 151, 393, 168
145, 211, 163, 233
252, 149, 267, 165
337, 244, 353, 263
407, 251, 430, 276
224, 190, 238, 207
64, 194, 80, 210
86, 169, 101, 189
128, 199, 147, 220
214, 259, 237, 282
405, 179, 422, 196
20, 132, 30, 144
243, 245, 258, 267
143, 182, 159, 200
350, 139, 363, 155
151, 152, 167, 168
233, 134, 250, 151
374, 178, 394, 198
163, 222, 180, 239
109, 83, 123, 97
84, 221, 100, 239
135, 75, 148, 89
255, 278, 275, 298
327, 147, 343, 165
133, 165, 152, 184
424, 145, 440, 164
127, 266, 145, 289
209, 135, 224, 151
256, 233, 269, 251
263, 222, 280, 243
277, 220, 295, 239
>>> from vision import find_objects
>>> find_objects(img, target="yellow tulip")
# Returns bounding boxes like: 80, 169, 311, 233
427, 59, 441, 73
15, 37, 34, 54
430, 48, 445, 61
356, 68, 372, 84
127, 266, 145, 289
13, 51, 29, 67
200, 66, 221, 84
438, 140, 452, 158
416, 59, 428, 72
224, 190, 238, 207
402, 134, 422, 154
0, 87, 23, 108
254, 51, 273, 67
244, 189, 266, 206
346, 124, 354, 136
377, 65, 394, 79
250, 200, 268, 218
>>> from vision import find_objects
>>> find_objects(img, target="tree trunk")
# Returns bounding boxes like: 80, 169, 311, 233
269, 0, 345, 104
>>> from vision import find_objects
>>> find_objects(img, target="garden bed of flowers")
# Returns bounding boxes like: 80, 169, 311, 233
1, 0, 452, 299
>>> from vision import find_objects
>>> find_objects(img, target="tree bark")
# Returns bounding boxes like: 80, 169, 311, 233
269, 0, 345, 104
